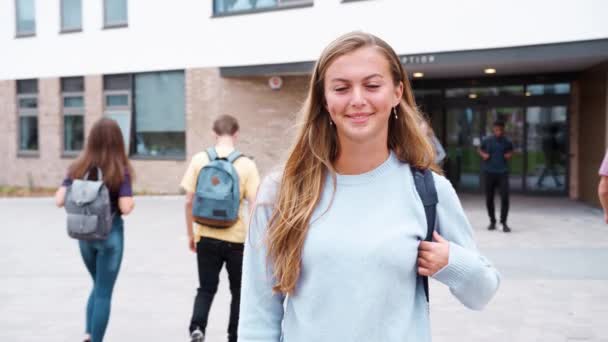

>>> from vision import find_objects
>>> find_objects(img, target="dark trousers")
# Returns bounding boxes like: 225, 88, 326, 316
189, 237, 244, 342
484, 172, 510, 224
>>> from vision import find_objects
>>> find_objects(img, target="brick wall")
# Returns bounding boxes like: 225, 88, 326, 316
1, 70, 309, 193
1, 78, 74, 189
0, 80, 15, 186
128, 69, 308, 193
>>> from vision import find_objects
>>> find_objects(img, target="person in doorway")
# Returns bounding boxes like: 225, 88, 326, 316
238, 31, 500, 342
420, 118, 446, 165
181, 115, 260, 342
597, 150, 608, 223
54, 118, 135, 342
478, 120, 514, 232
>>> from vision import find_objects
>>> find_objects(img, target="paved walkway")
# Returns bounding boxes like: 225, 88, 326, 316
0, 194, 607, 342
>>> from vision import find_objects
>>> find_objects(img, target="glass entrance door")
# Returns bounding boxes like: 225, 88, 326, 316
445, 107, 483, 190
525, 106, 568, 193
484, 107, 525, 191
415, 81, 570, 195
445, 106, 524, 191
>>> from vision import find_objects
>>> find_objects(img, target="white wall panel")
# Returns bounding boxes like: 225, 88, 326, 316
1, 0, 607, 79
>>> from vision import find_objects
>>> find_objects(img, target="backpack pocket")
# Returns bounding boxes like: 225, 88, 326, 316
67, 213, 99, 236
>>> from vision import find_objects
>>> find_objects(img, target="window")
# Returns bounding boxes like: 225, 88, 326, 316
103, 74, 133, 153
15, 0, 35, 37
213, 0, 312, 15
133, 71, 185, 158
62, 77, 85, 154
104, 0, 128, 28
526, 83, 571, 96
61, 0, 82, 32
17, 79, 38, 153
445, 85, 524, 98
103, 72, 186, 159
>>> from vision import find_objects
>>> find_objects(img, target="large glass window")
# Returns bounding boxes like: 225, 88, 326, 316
62, 77, 85, 154
104, 0, 128, 27
446, 85, 524, 98
17, 79, 38, 153
418, 81, 569, 194
61, 0, 82, 32
526, 83, 570, 96
213, 0, 312, 15
103, 74, 132, 153
445, 107, 483, 190
526, 106, 568, 193
15, 0, 35, 36
134, 71, 185, 158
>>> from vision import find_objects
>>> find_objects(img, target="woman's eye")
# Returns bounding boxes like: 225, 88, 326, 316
366, 84, 380, 89
334, 87, 348, 92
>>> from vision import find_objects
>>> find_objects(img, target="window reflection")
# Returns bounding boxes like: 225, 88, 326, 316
214, 0, 310, 14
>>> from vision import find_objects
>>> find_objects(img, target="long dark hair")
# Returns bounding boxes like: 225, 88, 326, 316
68, 118, 134, 191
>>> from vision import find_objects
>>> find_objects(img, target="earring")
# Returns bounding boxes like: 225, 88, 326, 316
393, 107, 398, 119
329, 120, 334, 126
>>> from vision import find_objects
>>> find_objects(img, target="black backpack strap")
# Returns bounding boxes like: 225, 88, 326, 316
411, 166, 438, 302
206, 147, 218, 161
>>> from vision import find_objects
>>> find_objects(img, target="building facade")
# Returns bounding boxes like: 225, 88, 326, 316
1, 0, 608, 206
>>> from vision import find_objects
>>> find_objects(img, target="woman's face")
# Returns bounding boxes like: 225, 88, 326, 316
323, 46, 403, 147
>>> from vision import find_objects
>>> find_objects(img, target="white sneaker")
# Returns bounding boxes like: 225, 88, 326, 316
190, 328, 204, 342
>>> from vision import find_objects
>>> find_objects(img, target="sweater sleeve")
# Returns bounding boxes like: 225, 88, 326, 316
238, 174, 285, 342
430, 173, 501, 310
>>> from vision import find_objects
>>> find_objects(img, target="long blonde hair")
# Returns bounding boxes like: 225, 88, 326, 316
265, 31, 440, 294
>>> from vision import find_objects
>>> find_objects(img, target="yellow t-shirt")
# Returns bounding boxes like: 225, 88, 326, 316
180, 146, 260, 244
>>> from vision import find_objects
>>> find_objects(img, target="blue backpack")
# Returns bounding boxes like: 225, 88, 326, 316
192, 148, 242, 228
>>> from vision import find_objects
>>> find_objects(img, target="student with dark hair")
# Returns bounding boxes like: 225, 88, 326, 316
181, 114, 260, 342
55, 118, 135, 342
478, 120, 514, 232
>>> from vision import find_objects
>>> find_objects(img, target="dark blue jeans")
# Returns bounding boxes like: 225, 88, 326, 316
79, 216, 124, 342
190, 237, 244, 342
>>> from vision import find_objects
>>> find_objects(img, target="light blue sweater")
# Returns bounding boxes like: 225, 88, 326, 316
239, 152, 500, 342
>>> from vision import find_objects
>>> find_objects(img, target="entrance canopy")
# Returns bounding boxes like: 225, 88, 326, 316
220, 39, 608, 79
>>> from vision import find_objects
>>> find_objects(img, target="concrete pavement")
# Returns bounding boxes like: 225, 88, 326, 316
1, 194, 607, 342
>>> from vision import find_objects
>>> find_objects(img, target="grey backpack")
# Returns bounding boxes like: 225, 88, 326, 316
64, 168, 113, 240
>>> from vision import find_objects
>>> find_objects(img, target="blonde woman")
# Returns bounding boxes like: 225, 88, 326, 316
238, 32, 500, 341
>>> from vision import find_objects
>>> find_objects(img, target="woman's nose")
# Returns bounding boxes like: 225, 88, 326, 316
350, 87, 366, 107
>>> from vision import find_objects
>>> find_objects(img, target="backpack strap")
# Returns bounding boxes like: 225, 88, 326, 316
411, 166, 438, 303
206, 147, 219, 161
226, 150, 243, 163
83, 167, 103, 181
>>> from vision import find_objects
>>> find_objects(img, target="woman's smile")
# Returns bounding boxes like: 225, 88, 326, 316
345, 112, 374, 124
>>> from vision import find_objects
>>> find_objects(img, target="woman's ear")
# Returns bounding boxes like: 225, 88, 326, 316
394, 81, 404, 107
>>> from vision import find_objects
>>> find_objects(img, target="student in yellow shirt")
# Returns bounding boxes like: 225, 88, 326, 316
180, 115, 260, 342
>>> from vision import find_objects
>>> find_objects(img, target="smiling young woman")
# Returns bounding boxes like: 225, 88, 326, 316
238, 31, 501, 342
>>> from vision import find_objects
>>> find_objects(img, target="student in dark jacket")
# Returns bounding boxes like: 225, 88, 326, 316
478, 120, 513, 232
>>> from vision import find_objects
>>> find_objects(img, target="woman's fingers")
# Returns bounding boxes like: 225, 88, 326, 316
417, 266, 432, 276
